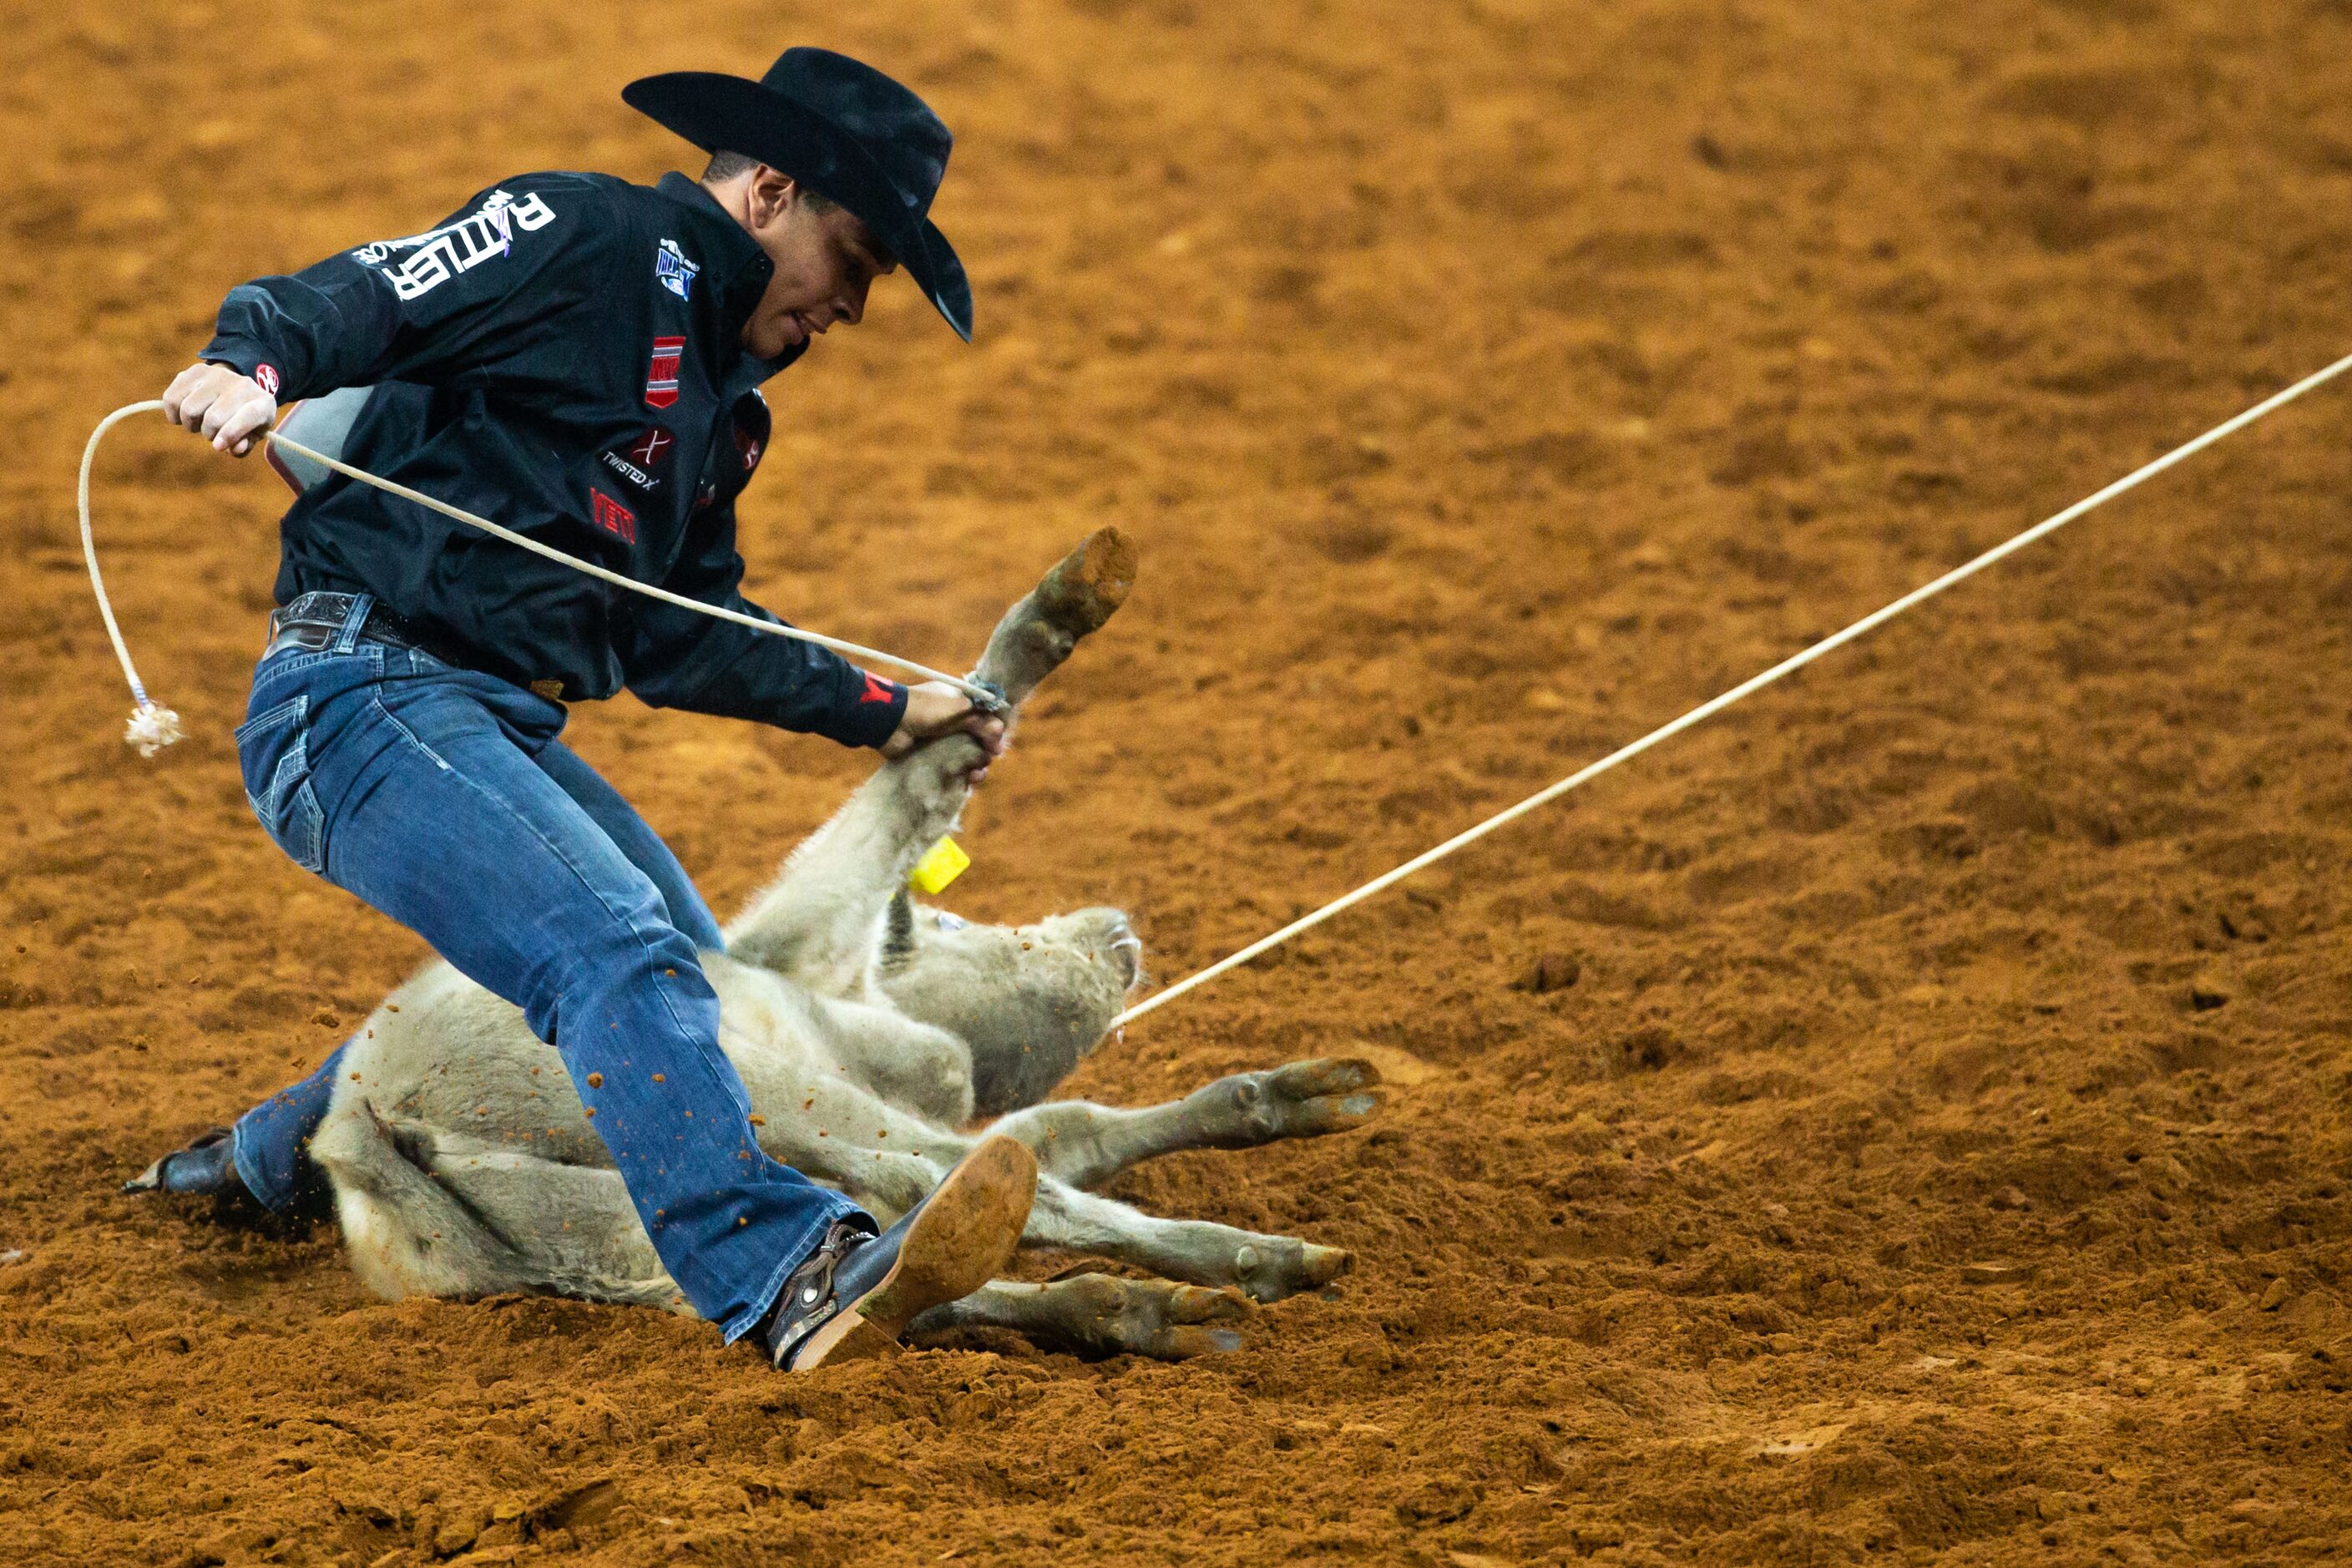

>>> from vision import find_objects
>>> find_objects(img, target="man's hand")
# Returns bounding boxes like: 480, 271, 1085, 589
162, 362, 277, 457
882, 680, 1009, 776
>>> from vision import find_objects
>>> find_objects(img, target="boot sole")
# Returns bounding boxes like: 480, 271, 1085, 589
790, 1134, 1037, 1371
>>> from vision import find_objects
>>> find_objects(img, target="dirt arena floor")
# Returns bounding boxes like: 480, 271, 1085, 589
7, 0, 2352, 1560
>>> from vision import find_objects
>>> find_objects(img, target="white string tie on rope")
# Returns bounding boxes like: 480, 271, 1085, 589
1110, 348, 2352, 1030
78, 399, 1007, 757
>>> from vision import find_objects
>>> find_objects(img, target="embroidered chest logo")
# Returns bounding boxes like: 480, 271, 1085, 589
645, 336, 685, 409
599, 426, 675, 493
655, 239, 700, 301
631, 427, 674, 468
355, 189, 555, 302
589, 488, 638, 544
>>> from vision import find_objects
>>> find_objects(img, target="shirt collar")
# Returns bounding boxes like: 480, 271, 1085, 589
653, 171, 780, 372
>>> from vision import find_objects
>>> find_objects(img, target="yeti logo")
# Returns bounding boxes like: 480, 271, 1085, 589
589, 488, 637, 544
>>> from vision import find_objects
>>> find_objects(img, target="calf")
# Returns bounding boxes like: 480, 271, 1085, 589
308, 529, 1381, 1358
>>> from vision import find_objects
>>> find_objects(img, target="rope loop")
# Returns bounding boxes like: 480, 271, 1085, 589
77, 400, 1005, 759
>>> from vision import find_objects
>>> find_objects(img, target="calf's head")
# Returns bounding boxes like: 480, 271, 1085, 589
878, 893, 1141, 1115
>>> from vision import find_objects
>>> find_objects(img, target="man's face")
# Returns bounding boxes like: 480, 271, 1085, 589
740, 177, 895, 359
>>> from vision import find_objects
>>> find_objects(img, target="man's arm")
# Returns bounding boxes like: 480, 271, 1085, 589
616, 499, 1006, 760
616, 495, 911, 747
164, 175, 621, 456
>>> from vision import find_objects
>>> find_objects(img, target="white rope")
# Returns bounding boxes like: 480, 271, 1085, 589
1113, 347, 2352, 1030
78, 400, 1001, 757
79, 402, 184, 755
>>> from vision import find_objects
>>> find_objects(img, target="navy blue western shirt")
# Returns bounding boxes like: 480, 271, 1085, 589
200, 169, 909, 748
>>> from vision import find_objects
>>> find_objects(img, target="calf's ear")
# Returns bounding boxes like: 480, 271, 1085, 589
878, 888, 918, 974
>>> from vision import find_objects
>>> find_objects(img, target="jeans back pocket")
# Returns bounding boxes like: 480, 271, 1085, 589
235, 694, 327, 875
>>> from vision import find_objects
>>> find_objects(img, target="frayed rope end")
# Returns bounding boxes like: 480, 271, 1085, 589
124, 702, 183, 759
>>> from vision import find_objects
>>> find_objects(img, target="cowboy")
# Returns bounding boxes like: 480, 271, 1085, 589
127, 48, 1037, 1372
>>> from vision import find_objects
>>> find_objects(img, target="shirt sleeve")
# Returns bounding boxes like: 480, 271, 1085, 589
615, 496, 910, 749
200, 175, 621, 401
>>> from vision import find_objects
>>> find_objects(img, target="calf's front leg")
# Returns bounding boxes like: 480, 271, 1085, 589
990, 1058, 1383, 1191
909, 1274, 1252, 1361
723, 528, 1136, 992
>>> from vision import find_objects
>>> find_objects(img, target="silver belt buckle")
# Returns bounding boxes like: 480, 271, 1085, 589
263, 613, 331, 658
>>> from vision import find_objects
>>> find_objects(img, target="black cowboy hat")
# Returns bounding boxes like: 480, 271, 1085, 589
623, 48, 973, 341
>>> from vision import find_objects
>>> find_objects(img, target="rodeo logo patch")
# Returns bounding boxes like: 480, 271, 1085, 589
645, 336, 685, 409
655, 238, 699, 301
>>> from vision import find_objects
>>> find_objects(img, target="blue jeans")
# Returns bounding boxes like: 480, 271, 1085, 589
227, 594, 862, 1342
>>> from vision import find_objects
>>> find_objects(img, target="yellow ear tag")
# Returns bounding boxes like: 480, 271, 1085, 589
908, 836, 971, 896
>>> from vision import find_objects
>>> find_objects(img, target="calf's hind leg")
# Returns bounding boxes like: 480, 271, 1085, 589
1020, 1174, 1351, 1303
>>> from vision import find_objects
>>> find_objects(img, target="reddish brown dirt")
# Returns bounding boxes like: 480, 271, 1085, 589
8, 0, 2352, 1562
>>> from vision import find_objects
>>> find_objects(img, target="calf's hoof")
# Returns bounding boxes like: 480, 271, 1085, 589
974, 528, 1139, 705
1258, 1058, 1383, 1137
1065, 1275, 1251, 1360
1234, 1237, 1354, 1303
1034, 527, 1137, 639
1200, 1058, 1384, 1147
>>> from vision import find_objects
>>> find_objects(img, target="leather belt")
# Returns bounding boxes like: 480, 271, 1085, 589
262, 591, 569, 701
263, 592, 569, 701
264, 591, 430, 658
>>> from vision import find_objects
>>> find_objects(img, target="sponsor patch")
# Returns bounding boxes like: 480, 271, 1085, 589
734, 424, 764, 473
599, 426, 675, 493
630, 427, 675, 468
858, 670, 902, 706
252, 362, 281, 396
589, 488, 638, 544
655, 238, 700, 301
645, 336, 685, 409
355, 188, 555, 302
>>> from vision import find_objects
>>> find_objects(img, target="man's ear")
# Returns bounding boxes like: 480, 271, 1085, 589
746, 165, 799, 229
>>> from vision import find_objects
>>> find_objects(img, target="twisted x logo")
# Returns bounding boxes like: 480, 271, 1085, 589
600, 426, 675, 493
